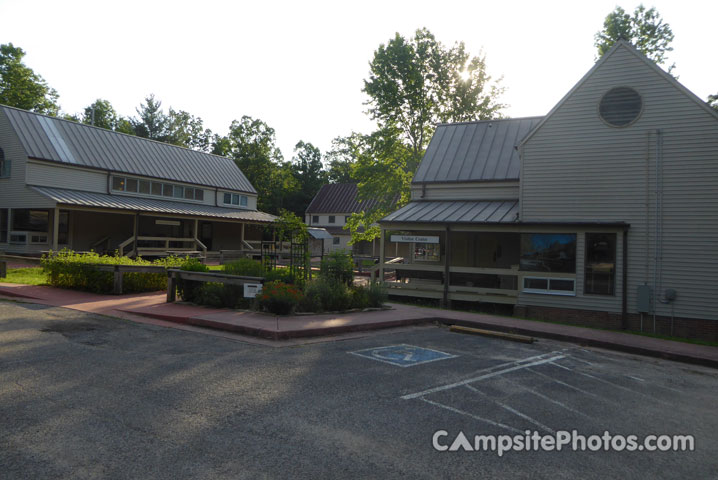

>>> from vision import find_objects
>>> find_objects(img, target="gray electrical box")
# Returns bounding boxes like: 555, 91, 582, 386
637, 285, 652, 313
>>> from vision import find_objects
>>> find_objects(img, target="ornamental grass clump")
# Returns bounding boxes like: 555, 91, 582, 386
257, 281, 303, 315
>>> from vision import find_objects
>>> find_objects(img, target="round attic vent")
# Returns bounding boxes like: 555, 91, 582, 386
599, 87, 642, 127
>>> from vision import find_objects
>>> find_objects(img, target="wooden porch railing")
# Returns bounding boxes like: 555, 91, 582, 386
118, 236, 208, 258
165, 269, 264, 303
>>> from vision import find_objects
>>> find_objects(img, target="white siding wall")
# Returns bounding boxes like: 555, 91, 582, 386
306, 213, 351, 227
520, 45, 718, 320
26, 161, 108, 193
410, 181, 519, 201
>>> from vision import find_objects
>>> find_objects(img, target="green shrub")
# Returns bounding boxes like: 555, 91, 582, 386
176, 258, 209, 302
298, 278, 352, 313
320, 250, 354, 286
223, 258, 265, 278
257, 281, 302, 315
41, 249, 182, 294
367, 282, 387, 308
350, 286, 370, 309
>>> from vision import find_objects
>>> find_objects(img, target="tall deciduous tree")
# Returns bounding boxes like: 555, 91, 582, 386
363, 28, 504, 167
0, 43, 60, 115
82, 99, 119, 130
286, 141, 328, 215
708, 94, 718, 111
348, 28, 504, 243
166, 108, 213, 152
220, 116, 293, 214
594, 4, 675, 72
324, 135, 360, 184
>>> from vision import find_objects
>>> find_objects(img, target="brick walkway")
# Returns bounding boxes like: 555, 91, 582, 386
1, 282, 716, 367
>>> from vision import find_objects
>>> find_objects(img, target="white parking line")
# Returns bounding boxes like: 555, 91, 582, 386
401, 353, 566, 400
504, 377, 593, 420
528, 368, 621, 405
465, 384, 555, 434
420, 397, 524, 434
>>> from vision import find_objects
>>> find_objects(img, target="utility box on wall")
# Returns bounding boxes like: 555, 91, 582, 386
637, 285, 652, 313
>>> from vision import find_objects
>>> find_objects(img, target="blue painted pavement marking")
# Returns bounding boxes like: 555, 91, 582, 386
349, 344, 458, 367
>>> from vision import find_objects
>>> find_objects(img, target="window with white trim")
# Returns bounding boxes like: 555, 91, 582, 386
222, 193, 248, 207
523, 277, 576, 296
112, 175, 205, 202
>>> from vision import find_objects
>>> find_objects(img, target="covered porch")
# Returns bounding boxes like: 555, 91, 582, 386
10, 186, 276, 259
378, 200, 627, 308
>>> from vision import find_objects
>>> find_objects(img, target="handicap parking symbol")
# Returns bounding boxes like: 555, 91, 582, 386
350, 344, 457, 367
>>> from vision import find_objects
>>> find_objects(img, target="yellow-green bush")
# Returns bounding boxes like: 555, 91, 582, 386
41, 249, 184, 294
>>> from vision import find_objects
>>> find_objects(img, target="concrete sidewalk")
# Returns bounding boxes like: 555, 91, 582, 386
1, 282, 716, 367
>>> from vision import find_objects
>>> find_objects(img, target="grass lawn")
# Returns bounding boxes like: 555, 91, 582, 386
2, 267, 49, 286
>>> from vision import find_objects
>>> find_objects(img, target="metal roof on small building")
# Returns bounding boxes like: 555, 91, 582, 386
381, 200, 519, 224
307, 227, 333, 240
305, 183, 391, 214
32, 186, 275, 223
1, 105, 256, 193
412, 117, 543, 184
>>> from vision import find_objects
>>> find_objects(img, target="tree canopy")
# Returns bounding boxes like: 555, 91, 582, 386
594, 4, 675, 72
346, 28, 505, 243
0, 43, 59, 115
708, 94, 718, 112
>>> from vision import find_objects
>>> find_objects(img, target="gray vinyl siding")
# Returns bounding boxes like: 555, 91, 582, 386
410, 181, 519, 201
0, 109, 55, 210
26, 161, 108, 193
520, 44, 718, 321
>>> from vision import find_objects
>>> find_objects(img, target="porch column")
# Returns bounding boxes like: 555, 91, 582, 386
379, 227, 386, 282
241, 223, 245, 247
52, 207, 60, 251
442, 225, 451, 308
133, 214, 139, 257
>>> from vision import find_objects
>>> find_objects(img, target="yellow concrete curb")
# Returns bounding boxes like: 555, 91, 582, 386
449, 325, 535, 344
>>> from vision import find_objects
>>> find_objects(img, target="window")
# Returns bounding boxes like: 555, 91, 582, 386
231, 195, 239, 205
520, 233, 576, 273
139, 180, 150, 194
0, 148, 10, 178
194, 189, 204, 201
413, 242, 441, 262
112, 176, 125, 191
585, 233, 617, 295
224, 193, 232, 204
344, 216, 350, 223
523, 277, 576, 296
328, 216, 335, 224
173, 185, 184, 198
240, 195, 248, 207
312, 215, 319, 223
162, 184, 173, 197
599, 87, 642, 127
333, 237, 340, 245
151, 182, 162, 196
12, 209, 49, 232
126, 178, 138, 193
0, 209, 7, 243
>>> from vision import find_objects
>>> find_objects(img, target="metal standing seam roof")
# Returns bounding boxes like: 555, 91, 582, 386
380, 200, 519, 224
412, 117, 543, 184
307, 227, 333, 240
31, 186, 276, 223
305, 183, 392, 214
1, 105, 256, 194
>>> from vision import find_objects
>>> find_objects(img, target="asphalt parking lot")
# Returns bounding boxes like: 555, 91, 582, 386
1, 300, 717, 479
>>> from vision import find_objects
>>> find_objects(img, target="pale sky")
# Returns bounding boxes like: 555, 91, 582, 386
0, 0, 715, 160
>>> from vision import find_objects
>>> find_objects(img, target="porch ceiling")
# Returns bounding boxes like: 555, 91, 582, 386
31, 186, 276, 223
381, 200, 519, 224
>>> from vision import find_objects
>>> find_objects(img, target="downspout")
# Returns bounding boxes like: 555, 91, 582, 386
652, 129, 663, 333
622, 228, 628, 329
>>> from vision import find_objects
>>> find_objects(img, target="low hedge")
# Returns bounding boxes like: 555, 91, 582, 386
42, 249, 184, 294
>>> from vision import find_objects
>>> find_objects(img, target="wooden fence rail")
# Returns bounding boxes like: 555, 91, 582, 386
165, 269, 264, 303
